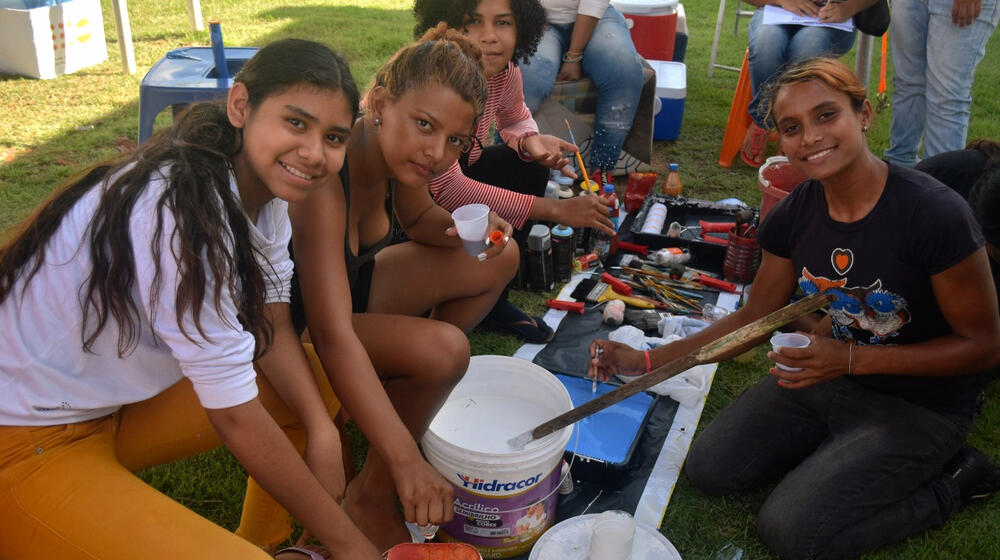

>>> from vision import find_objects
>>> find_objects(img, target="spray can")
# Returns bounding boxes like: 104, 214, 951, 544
550, 224, 574, 282
526, 224, 554, 291
208, 21, 229, 80
512, 238, 529, 289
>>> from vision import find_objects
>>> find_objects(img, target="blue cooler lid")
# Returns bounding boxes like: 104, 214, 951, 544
611, 0, 679, 15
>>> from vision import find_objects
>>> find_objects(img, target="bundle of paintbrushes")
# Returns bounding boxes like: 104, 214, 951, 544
612, 265, 743, 315
615, 275, 704, 314
620, 265, 739, 293
569, 272, 667, 309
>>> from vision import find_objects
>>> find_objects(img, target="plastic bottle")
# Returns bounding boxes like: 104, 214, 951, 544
544, 179, 561, 199
625, 171, 657, 213
664, 163, 683, 196
590, 229, 613, 261
600, 183, 620, 231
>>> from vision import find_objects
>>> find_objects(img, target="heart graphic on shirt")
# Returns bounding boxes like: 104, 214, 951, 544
831, 248, 853, 276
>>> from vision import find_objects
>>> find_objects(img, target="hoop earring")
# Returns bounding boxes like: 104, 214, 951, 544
373, 116, 382, 130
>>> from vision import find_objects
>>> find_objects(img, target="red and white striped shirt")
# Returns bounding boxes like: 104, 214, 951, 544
428, 62, 539, 229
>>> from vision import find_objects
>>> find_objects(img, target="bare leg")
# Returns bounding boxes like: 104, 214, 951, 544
342, 313, 470, 551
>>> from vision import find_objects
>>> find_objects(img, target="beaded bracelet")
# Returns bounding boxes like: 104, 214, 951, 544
561, 51, 583, 63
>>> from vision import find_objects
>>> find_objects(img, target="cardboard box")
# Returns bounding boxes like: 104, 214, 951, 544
0, 0, 107, 79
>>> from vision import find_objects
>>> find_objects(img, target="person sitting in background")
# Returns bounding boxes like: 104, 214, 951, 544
589, 58, 1000, 559
518, 0, 644, 187
413, 0, 615, 343
739, 0, 879, 167
917, 138, 1000, 299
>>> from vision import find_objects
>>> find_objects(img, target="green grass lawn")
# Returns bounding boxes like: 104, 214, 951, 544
2, 0, 999, 557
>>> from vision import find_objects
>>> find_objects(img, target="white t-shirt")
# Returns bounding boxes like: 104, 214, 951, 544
542, 0, 610, 25
0, 164, 292, 425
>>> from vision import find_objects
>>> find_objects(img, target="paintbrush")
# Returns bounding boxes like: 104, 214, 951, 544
564, 119, 597, 194
507, 292, 834, 450
570, 277, 663, 309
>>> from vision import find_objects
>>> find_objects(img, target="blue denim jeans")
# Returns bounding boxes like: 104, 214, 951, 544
520, 7, 644, 171
747, 9, 857, 127
885, 0, 999, 167
685, 376, 972, 559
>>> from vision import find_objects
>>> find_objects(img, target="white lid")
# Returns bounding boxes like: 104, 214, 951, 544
675, 3, 688, 33
648, 60, 686, 99
611, 0, 678, 15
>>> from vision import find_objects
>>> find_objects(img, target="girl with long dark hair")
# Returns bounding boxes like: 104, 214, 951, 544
0, 40, 380, 559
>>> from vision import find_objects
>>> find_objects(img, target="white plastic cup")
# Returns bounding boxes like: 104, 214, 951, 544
452, 203, 490, 256
588, 510, 635, 560
770, 332, 810, 372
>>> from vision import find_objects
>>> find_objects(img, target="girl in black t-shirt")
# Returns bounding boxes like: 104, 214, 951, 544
587, 58, 1000, 558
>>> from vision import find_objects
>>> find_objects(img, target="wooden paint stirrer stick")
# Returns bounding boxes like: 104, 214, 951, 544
507, 292, 834, 450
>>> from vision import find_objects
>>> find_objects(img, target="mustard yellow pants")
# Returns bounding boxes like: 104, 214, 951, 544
0, 344, 339, 560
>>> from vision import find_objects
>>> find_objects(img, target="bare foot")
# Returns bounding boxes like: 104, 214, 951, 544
342, 477, 411, 552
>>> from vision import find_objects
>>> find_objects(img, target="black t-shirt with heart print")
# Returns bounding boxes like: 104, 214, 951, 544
758, 162, 987, 415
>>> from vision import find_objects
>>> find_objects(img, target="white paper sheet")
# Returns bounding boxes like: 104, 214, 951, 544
761, 5, 855, 32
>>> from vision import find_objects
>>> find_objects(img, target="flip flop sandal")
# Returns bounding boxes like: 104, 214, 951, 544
275, 546, 328, 560
484, 314, 554, 344
740, 123, 769, 168
502, 315, 555, 344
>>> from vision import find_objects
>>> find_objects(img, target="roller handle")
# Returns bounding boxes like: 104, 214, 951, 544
698, 274, 739, 293
699, 220, 736, 233
615, 240, 649, 256
601, 272, 633, 296
546, 299, 585, 314
699, 231, 730, 245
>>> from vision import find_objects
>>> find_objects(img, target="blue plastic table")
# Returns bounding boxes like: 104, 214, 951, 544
138, 46, 258, 143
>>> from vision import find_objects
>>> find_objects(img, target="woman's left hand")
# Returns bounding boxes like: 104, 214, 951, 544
522, 134, 575, 171
556, 61, 583, 82
446, 211, 512, 260
767, 333, 852, 389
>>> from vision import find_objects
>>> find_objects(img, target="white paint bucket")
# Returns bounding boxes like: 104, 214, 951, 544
422, 356, 574, 559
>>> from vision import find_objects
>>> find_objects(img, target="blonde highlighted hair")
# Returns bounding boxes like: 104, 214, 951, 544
369, 23, 488, 121
764, 57, 868, 128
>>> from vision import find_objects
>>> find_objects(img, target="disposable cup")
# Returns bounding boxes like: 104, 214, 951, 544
770, 332, 810, 372
588, 510, 635, 560
452, 204, 490, 256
